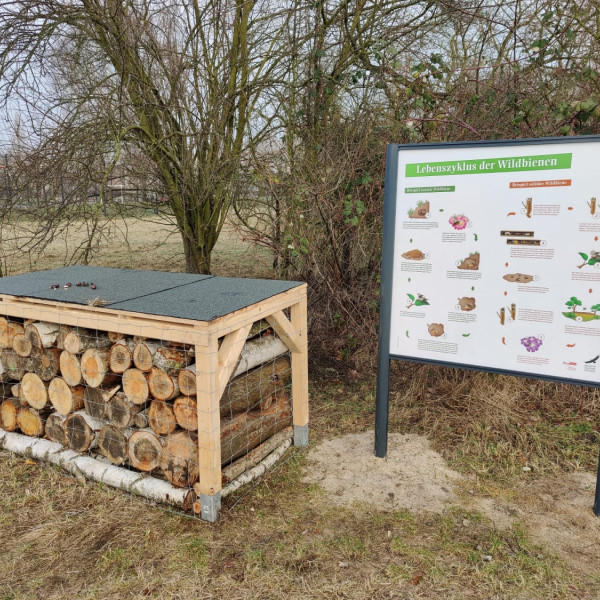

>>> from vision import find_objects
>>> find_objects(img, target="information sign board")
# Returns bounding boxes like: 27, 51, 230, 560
375, 137, 600, 516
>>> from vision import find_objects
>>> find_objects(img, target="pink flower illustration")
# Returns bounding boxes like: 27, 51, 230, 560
449, 215, 469, 230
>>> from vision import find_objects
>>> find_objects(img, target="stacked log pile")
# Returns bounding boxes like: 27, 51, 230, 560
0, 316, 293, 491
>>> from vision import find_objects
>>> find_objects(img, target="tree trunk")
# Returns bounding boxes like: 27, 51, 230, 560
133, 342, 192, 373
108, 331, 125, 343
12, 333, 32, 357
231, 334, 289, 379
178, 364, 197, 396
83, 385, 120, 420
0, 431, 194, 510
17, 406, 49, 436
221, 356, 291, 418
10, 383, 20, 398
147, 366, 180, 401
109, 339, 136, 374
31, 347, 61, 381
220, 395, 292, 465
98, 424, 133, 465
160, 430, 199, 487
24, 321, 60, 349
128, 428, 163, 472
81, 348, 119, 388
173, 396, 198, 431
64, 328, 111, 354
183, 233, 211, 275
122, 368, 149, 405
21, 372, 51, 410
55, 325, 73, 350
106, 392, 145, 428
0, 317, 24, 349
64, 410, 105, 452
221, 426, 293, 484
1, 397, 20, 431
148, 400, 178, 435
0, 349, 32, 381
48, 378, 85, 415
45, 412, 68, 445
59, 351, 83, 386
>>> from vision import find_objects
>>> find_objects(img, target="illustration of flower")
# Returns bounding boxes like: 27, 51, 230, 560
449, 215, 469, 230
520, 336, 543, 353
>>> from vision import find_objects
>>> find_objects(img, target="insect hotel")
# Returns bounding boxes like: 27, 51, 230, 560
0, 267, 308, 521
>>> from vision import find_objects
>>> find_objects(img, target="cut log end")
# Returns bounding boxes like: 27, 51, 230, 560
128, 429, 162, 472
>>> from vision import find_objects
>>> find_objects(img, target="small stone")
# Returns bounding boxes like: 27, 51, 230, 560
462, 519, 470, 527
338, 561, 348, 568
90, 283, 97, 290
522, 466, 532, 472
483, 555, 493, 562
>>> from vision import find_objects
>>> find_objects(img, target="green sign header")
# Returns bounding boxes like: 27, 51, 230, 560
405, 153, 572, 177
405, 185, 455, 194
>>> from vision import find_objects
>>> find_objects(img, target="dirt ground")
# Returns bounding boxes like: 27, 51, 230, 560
304, 432, 600, 576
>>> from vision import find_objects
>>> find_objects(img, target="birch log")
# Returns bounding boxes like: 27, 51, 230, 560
81, 348, 119, 388
220, 395, 292, 465
0, 431, 195, 510
177, 334, 289, 396
0, 317, 24, 349
106, 392, 145, 428
24, 322, 60, 349
48, 378, 85, 415
128, 428, 163, 471
108, 339, 136, 374
122, 368, 149, 405
55, 325, 73, 350
1, 397, 20, 431
21, 372, 51, 410
220, 426, 293, 484
148, 400, 177, 435
64, 410, 106, 452
32, 347, 61, 381
12, 333, 32, 357
59, 351, 83, 386
1, 349, 32, 381
83, 385, 120, 420
173, 396, 197, 431
63, 329, 111, 354
147, 367, 180, 401
133, 342, 192, 373
98, 424, 133, 465
45, 412, 68, 445
17, 406, 49, 437
221, 356, 291, 418
160, 430, 199, 487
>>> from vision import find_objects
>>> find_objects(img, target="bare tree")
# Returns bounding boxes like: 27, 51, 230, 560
0, 0, 295, 273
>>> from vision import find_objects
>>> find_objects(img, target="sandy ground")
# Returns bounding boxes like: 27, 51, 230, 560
304, 432, 600, 575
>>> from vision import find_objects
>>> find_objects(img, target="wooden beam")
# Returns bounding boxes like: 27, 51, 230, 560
217, 324, 252, 399
290, 293, 309, 428
265, 310, 300, 353
195, 334, 222, 497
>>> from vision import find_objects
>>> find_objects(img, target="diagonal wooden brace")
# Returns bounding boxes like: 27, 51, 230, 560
265, 310, 301, 353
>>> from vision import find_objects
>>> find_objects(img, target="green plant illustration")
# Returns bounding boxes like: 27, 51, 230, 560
406, 293, 429, 309
577, 251, 600, 269
562, 296, 600, 321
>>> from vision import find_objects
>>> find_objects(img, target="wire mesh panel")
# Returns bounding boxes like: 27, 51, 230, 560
0, 270, 308, 521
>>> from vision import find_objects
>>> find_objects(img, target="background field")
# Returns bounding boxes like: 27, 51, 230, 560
1, 218, 599, 600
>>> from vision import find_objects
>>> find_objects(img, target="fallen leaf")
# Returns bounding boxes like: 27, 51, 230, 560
590, 289, 594, 294
568, 207, 573, 210
502, 337, 506, 345
595, 236, 598, 242
507, 212, 516, 217
566, 343, 576, 348
505, 262, 509, 267
25, 459, 36, 466
504, 291, 508, 296
409, 571, 423, 585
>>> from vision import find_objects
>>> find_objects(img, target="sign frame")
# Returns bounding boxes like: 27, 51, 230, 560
374, 136, 600, 515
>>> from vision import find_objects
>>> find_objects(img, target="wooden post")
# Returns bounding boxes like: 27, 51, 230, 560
194, 333, 222, 522
290, 292, 309, 446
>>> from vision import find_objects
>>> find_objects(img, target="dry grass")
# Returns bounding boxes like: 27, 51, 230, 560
1, 216, 600, 599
